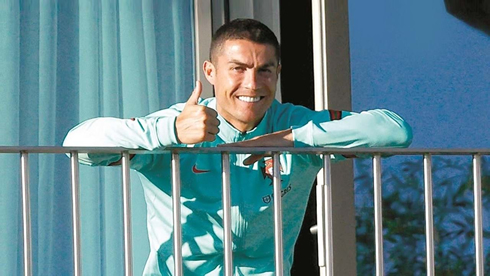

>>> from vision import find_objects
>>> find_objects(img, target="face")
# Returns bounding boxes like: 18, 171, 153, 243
204, 39, 281, 132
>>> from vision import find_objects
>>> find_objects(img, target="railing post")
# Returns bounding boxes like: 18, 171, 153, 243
317, 154, 334, 276
221, 152, 233, 276
473, 154, 484, 276
373, 155, 384, 276
70, 151, 82, 276
121, 151, 133, 276
20, 151, 32, 276
171, 152, 183, 276
272, 152, 284, 276
423, 154, 435, 276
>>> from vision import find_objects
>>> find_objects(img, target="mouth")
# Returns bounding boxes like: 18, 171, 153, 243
237, 96, 264, 103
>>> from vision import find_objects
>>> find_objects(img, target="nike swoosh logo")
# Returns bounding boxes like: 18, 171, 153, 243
192, 165, 210, 174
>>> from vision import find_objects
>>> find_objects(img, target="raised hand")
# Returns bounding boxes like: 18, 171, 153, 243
175, 81, 220, 144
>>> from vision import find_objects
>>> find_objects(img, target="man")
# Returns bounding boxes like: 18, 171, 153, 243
63, 18, 412, 275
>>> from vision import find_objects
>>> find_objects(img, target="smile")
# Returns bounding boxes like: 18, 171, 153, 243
238, 96, 262, 103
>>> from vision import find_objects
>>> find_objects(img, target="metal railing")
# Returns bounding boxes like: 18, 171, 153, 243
1, 146, 489, 276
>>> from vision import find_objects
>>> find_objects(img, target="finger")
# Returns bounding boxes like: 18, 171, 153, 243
243, 154, 266, 166
206, 125, 220, 135
186, 80, 202, 106
206, 115, 220, 128
204, 107, 219, 118
203, 132, 217, 142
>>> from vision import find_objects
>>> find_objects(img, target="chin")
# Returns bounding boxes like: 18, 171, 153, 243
240, 114, 265, 126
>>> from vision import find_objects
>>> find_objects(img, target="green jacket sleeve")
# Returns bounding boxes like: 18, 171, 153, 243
291, 108, 413, 150
62, 103, 185, 167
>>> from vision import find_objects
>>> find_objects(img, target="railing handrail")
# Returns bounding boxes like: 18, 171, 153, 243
1, 146, 490, 155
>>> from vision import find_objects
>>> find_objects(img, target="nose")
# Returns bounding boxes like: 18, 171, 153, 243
243, 69, 259, 90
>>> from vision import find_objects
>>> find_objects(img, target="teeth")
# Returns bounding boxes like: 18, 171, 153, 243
238, 96, 261, 103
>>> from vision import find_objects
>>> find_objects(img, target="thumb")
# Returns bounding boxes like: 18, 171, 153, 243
186, 81, 202, 105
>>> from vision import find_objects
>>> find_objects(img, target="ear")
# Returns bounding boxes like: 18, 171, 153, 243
276, 63, 282, 77
203, 60, 216, 85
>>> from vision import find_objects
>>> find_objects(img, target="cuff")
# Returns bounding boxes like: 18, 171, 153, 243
155, 116, 180, 147
292, 122, 314, 148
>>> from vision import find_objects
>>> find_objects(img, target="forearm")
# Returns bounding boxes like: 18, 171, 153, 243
292, 109, 413, 149
62, 116, 179, 166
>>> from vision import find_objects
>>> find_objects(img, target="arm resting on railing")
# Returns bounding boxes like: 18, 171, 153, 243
62, 114, 179, 166
223, 108, 413, 164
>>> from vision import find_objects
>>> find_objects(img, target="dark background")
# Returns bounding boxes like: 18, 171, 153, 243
279, 1, 319, 275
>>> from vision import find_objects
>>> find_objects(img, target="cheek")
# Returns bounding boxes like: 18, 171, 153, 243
222, 79, 241, 95
264, 82, 277, 95
268, 82, 277, 92
262, 77, 277, 90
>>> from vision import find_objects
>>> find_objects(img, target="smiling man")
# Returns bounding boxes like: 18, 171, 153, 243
205, 38, 279, 133
63, 18, 413, 276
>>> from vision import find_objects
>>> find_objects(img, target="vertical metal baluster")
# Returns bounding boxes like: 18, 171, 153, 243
424, 154, 435, 276
70, 151, 82, 276
273, 152, 284, 276
20, 151, 32, 276
373, 155, 384, 276
473, 154, 484, 276
317, 154, 333, 276
221, 152, 233, 276
121, 151, 133, 276
171, 152, 183, 276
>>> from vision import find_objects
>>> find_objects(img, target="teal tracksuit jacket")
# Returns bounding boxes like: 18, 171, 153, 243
63, 98, 412, 275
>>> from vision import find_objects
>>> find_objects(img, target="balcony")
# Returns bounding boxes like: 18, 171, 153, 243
0, 146, 488, 276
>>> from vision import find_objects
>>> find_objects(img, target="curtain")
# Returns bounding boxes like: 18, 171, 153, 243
0, 0, 195, 275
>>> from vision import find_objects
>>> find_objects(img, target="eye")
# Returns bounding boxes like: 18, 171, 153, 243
259, 67, 273, 75
232, 66, 245, 72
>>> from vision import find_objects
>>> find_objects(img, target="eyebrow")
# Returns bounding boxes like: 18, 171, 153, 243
227, 59, 277, 68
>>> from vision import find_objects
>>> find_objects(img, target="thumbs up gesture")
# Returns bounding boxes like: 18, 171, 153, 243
175, 81, 220, 144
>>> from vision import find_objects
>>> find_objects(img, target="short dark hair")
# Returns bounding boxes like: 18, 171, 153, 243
209, 18, 281, 64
